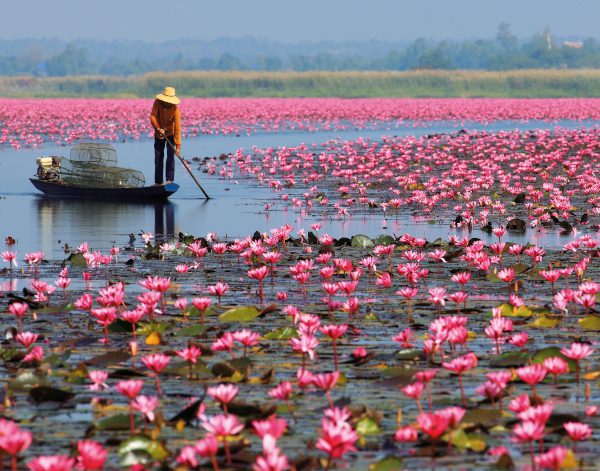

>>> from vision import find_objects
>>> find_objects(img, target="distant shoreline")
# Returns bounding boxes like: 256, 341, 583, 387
1, 69, 599, 98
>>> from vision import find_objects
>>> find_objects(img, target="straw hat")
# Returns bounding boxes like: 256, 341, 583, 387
155, 87, 180, 105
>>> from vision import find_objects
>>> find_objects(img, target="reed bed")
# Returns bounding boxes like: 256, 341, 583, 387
1, 69, 600, 98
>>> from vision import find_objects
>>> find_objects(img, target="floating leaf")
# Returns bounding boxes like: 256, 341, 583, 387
30, 386, 74, 403
532, 347, 576, 372
264, 326, 297, 340
512, 263, 530, 274
528, 315, 562, 329
96, 413, 142, 431
212, 357, 252, 378
356, 417, 380, 436
447, 429, 487, 452
228, 400, 277, 419
462, 408, 502, 427
137, 321, 174, 335
9, 371, 49, 391
109, 319, 134, 333
373, 235, 395, 246
68, 252, 87, 267
168, 397, 205, 426
396, 349, 425, 361
489, 351, 530, 368
176, 324, 206, 337
493, 453, 515, 470
85, 350, 130, 367
0, 347, 23, 362
36, 303, 74, 315
497, 304, 533, 318
219, 306, 261, 322
369, 456, 403, 471
578, 315, 600, 331
118, 435, 169, 467
351, 234, 374, 248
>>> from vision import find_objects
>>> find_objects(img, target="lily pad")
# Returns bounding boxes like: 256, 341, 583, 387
489, 351, 530, 368
96, 413, 142, 431
578, 315, 600, 331
497, 304, 533, 318
532, 347, 577, 372
370, 456, 403, 471
373, 235, 395, 246
176, 324, 206, 337
462, 408, 502, 427
351, 234, 374, 248
264, 326, 297, 340
67, 252, 87, 267
118, 435, 169, 467
356, 416, 380, 436
528, 314, 562, 329
219, 306, 261, 322
85, 350, 130, 367
30, 386, 74, 403
447, 428, 487, 452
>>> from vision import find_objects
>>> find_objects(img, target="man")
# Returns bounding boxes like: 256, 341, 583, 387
150, 87, 181, 185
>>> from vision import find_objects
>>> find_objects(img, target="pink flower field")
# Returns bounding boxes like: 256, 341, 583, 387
1, 97, 600, 148
1, 98, 600, 469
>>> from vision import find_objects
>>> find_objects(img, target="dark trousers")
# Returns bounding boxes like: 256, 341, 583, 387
154, 136, 175, 184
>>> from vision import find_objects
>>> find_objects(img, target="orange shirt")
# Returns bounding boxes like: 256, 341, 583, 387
150, 99, 181, 145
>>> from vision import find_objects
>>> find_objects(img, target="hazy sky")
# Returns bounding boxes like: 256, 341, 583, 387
10, 0, 598, 42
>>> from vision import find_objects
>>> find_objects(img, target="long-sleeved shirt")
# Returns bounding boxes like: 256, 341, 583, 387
150, 99, 181, 145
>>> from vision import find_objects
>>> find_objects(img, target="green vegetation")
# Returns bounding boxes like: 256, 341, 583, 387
2, 24, 600, 76
1, 69, 600, 98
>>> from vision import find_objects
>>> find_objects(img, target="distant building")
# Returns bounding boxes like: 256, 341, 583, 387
564, 41, 584, 49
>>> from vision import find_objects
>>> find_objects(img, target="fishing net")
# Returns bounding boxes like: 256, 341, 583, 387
58, 143, 145, 188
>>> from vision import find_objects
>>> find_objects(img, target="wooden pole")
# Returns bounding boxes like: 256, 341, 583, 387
160, 131, 210, 199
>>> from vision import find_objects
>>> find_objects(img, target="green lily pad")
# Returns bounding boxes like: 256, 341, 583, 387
579, 315, 600, 331
36, 303, 74, 315
370, 456, 404, 471
137, 321, 175, 335
68, 252, 87, 267
528, 314, 562, 329
118, 435, 169, 467
8, 371, 49, 391
96, 413, 142, 431
447, 428, 487, 452
489, 351, 530, 368
176, 324, 206, 337
356, 417, 380, 436
532, 347, 577, 372
219, 306, 261, 322
351, 234, 374, 248
264, 326, 297, 340
373, 235, 395, 246
497, 304, 533, 318
462, 408, 502, 427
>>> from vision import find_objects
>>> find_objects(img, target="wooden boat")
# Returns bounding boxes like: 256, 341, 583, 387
30, 178, 179, 200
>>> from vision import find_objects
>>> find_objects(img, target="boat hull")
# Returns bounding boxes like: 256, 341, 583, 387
30, 179, 179, 200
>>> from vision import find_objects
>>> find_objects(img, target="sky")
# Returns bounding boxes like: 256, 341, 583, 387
9, 0, 598, 43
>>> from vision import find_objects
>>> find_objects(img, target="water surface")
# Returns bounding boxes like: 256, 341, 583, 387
0, 120, 595, 257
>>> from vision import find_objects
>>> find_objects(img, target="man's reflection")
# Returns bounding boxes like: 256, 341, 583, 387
154, 202, 175, 242
35, 198, 177, 251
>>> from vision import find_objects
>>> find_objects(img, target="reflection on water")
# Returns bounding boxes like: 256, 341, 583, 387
34, 198, 178, 253
154, 201, 175, 242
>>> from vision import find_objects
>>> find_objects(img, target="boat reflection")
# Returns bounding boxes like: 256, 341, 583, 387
34, 197, 177, 253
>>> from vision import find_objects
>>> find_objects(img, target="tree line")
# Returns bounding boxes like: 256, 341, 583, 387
1, 24, 599, 76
